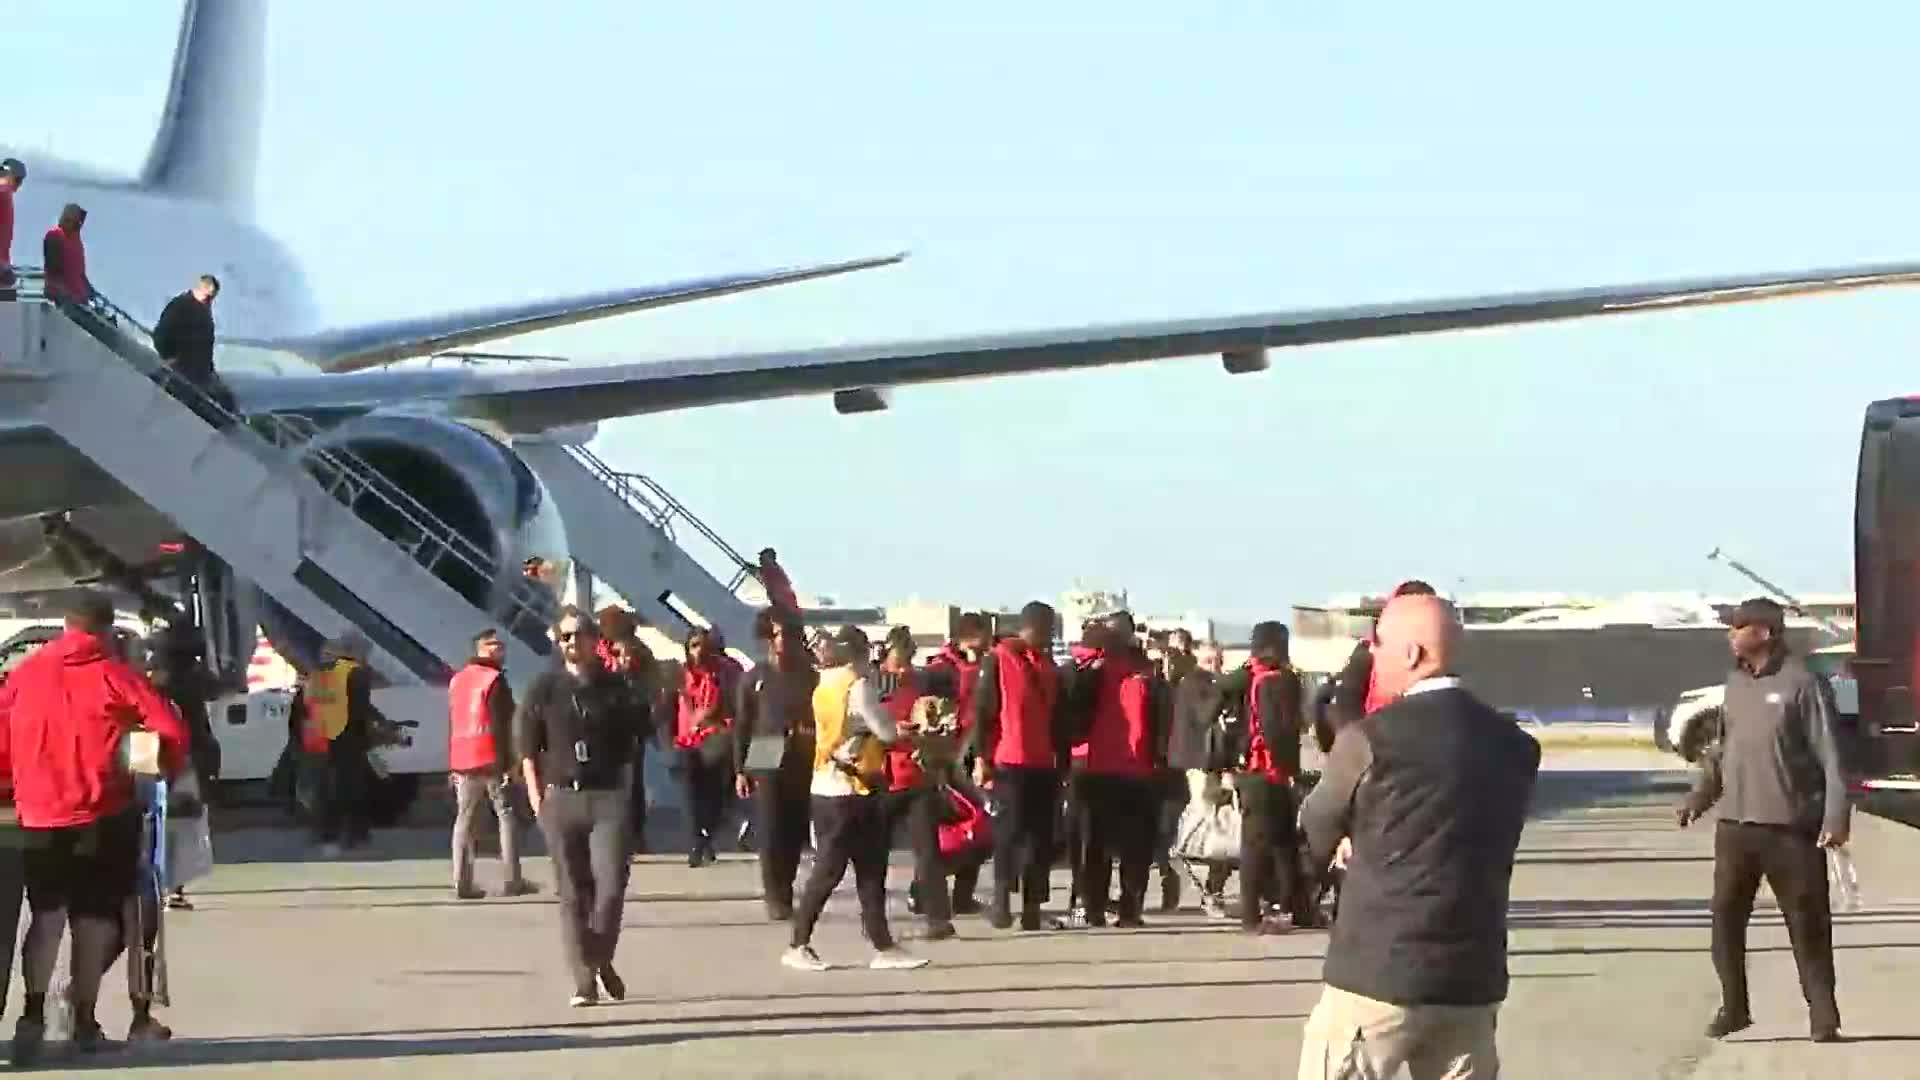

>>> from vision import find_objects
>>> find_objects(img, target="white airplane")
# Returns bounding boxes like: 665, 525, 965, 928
7, 0, 1920, 667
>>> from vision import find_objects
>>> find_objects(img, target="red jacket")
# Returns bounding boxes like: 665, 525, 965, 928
0, 189, 14, 269
1083, 650, 1156, 777
1244, 660, 1293, 781
675, 659, 733, 748
0, 630, 188, 828
42, 225, 86, 301
925, 644, 982, 733
990, 640, 1059, 769
881, 668, 925, 788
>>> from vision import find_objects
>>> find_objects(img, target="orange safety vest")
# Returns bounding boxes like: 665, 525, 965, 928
300, 659, 358, 753
447, 662, 503, 772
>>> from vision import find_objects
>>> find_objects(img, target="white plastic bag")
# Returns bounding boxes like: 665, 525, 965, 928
1175, 794, 1243, 863
1827, 846, 1862, 914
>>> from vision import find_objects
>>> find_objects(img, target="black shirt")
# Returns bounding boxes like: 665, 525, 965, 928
152, 291, 218, 382
515, 664, 646, 790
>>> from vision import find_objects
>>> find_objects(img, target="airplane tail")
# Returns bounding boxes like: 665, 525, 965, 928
136, 0, 265, 215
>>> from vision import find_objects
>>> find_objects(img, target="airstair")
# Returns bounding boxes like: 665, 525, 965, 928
0, 278, 554, 689
513, 438, 762, 651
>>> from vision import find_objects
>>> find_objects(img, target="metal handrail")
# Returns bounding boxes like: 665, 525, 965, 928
562, 444, 760, 593
3, 275, 557, 643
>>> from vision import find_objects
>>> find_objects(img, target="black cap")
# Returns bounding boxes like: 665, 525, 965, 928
833, 625, 870, 654
0, 158, 22, 180
1726, 597, 1786, 634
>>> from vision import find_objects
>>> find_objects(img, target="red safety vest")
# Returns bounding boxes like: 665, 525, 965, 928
991, 640, 1059, 769
1244, 660, 1292, 781
1083, 652, 1154, 777
882, 669, 925, 788
447, 662, 503, 773
42, 226, 85, 300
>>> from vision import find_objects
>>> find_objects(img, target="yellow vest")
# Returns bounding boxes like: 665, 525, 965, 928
812, 665, 886, 795
301, 659, 359, 752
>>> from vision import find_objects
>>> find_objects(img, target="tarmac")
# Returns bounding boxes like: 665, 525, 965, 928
23, 747, 1920, 1078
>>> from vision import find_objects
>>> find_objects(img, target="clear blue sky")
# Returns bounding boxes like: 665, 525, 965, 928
14, 3, 1920, 617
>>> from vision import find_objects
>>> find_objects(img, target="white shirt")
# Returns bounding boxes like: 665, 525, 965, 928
1404, 675, 1466, 697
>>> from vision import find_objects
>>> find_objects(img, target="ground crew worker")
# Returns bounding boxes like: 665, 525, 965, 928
516, 608, 648, 1007
1236, 621, 1314, 934
973, 602, 1074, 932
449, 629, 536, 900
0, 591, 187, 1063
41, 204, 92, 305
1677, 597, 1849, 1043
0, 158, 23, 299
290, 635, 376, 855
1074, 611, 1164, 928
782, 626, 927, 972
735, 608, 818, 920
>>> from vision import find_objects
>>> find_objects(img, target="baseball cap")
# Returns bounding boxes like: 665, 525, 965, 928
0, 159, 23, 181
832, 625, 871, 654
1725, 598, 1786, 633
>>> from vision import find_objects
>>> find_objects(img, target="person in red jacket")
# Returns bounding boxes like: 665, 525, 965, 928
0, 158, 23, 300
1238, 620, 1313, 935
924, 613, 990, 737
1074, 612, 1166, 928
448, 629, 536, 901
875, 638, 955, 940
675, 628, 736, 867
755, 549, 800, 614
41, 204, 92, 305
972, 602, 1076, 931
0, 591, 185, 1062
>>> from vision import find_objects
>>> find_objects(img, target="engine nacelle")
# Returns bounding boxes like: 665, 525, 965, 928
257, 411, 568, 673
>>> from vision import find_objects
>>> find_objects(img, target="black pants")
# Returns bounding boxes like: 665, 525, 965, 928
752, 770, 811, 915
682, 754, 730, 854
991, 766, 1061, 921
0, 846, 23, 1017
1155, 773, 1186, 875
303, 751, 369, 847
1064, 763, 1092, 909
791, 795, 893, 950
1238, 773, 1309, 927
1078, 773, 1157, 922
540, 787, 631, 995
884, 785, 951, 927
627, 748, 649, 854
1711, 820, 1839, 1028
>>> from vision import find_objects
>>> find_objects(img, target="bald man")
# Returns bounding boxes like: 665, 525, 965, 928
1296, 595, 1540, 1080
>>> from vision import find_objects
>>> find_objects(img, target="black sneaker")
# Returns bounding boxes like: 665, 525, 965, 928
1705, 1009, 1753, 1039
1811, 1023, 1842, 1044
922, 922, 958, 942
597, 964, 626, 1002
128, 1016, 174, 1042
986, 903, 1015, 930
765, 902, 794, 922
10, 1019, 43, 1068
71, 1022, 121, 1055
951, 896, 983, 916
1114, 913, 1146, 929
1159, 874, 1181, 913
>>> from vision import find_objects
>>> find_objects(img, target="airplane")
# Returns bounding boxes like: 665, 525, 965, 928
7, 0, 1920, 678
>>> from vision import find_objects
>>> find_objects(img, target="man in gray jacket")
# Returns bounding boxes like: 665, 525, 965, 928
1678, 597, 1848, 1043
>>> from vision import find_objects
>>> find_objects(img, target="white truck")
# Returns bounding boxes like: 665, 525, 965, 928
1663, 642, 1858, 762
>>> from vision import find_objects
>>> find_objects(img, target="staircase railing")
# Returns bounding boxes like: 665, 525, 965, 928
5, 270, 557, 648
561, 443, 761, 593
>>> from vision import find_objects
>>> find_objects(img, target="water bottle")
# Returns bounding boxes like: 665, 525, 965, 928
1827, 846, 1863, 914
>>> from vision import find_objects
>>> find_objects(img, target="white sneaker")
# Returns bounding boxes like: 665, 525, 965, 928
781, 946, 831, 972
869, 948, 929, 971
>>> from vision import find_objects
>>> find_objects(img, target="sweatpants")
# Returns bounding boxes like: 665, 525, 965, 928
681, 755, 731, 855
1078, 773, 1157, 923
990, 765, 1061, 923
540, 787, 630, 996
451, 771, 525, 892
884, 785, 951, 927
1711, 820, 1839, 1029
1238, 773, 1310, 926
791, 795, 894, 950
751, 770, 812, 915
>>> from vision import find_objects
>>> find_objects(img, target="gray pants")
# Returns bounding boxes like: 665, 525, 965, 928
539, 787, 630, 995
451, 772, 524, 892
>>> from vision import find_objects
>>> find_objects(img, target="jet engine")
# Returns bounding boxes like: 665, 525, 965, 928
255, 411, 568, 675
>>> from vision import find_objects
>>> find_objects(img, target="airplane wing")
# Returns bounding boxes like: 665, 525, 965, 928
232, 259, 1920, 432
251, 253, 907, 374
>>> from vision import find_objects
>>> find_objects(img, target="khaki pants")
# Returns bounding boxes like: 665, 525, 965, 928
1298, 985, 1500, 1079
452, 772, 524, 892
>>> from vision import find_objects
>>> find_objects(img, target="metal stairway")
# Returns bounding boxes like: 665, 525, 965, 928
513, 438, 762, 651
1, 283, 554, 689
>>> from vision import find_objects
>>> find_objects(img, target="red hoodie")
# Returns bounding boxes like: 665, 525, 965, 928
676, 659, 734, 749
0, 629, 188, 828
